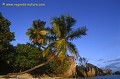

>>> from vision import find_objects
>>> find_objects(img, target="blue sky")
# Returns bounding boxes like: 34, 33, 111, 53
0, 0, 120, 71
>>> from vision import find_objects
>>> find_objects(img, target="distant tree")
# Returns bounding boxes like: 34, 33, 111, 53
78, 57, 88, 67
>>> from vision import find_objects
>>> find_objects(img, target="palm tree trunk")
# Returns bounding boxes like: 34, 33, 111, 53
6, 56, 54, 77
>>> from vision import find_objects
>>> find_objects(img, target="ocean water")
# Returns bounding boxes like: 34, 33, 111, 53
79, 75, 120, 79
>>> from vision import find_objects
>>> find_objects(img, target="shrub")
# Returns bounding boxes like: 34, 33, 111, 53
48, 59, 70, 74
13, 44, 41, 72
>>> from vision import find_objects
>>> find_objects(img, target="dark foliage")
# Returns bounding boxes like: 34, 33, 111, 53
12, 44, 41, 72
0, 13, 15, 74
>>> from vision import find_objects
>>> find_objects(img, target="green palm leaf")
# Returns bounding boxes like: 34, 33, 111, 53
66, 15, 76, 32
67, 27, 87, 40
67, 42, 79, 59
52, 22, 61, 38
49, 15, 87, 61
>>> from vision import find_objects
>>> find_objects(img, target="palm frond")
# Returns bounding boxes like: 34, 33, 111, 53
56, 39, 67, 61
43, 38, 67, 61
46, 36, 56, 44
66, 15, 76, 32
52, 22, 61, 38
38, 30, 48, 36
67, 27, 87, 40
51, 17, 62, 37
51, 16, 67, 38
32, 20, 46, 29
26, 28, 36, 40
42, 42, 55, 57
67, 42, 79, 59
54, 39, 66, 51
57, 48, 66, 61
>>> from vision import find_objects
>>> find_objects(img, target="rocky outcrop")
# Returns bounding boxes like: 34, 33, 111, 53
94, 66, 104, 76
76, 63, 104, 77
113, 71, 120, 75
77, 63, 96, 77
102, 69, 112, 75
76, 66, 88, 77
55, 56, 76, 78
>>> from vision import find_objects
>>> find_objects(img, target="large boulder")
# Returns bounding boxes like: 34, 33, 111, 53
56, 56, 76, 78
94, 66, 104, 76
77, 63, 101, 77
77, 64, 95, 77
86, 63, 96, 77
76, 66, 88, 77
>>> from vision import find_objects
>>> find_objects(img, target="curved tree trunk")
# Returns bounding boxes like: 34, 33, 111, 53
4, 56, 54, 77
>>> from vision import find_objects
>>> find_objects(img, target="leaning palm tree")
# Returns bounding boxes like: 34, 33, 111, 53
6, 15, 87, 76
43, 15, 87, 61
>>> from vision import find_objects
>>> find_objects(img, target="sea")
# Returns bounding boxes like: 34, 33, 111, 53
79, 75, 120, 79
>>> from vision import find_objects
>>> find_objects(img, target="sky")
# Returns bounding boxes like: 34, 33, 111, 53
0, 0, 120, 72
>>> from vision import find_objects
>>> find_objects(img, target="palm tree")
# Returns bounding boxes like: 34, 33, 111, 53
26, 20, 48, 47
6, 15, 87, 76
43, 15, 87, 61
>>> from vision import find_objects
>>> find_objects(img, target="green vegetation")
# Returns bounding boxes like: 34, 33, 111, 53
43, 15, 87, 61
78, 57, 88, 67
12, 44, 41, 72
0, 12, 15, 60
48, 59, 70, 74
0, 13, 87, 75
0, 13, 15, 74
0, 13, 15, 51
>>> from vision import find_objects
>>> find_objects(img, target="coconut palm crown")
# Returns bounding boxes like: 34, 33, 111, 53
43, 15, 87, 61
26, 20, 49, 47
